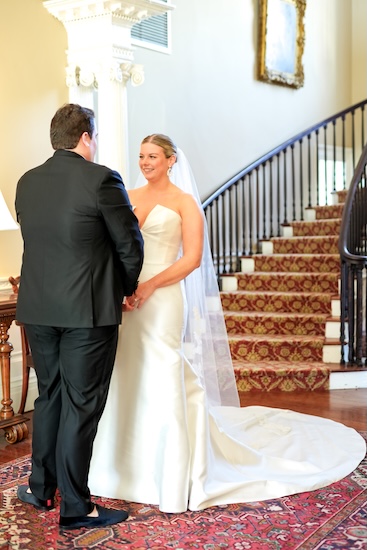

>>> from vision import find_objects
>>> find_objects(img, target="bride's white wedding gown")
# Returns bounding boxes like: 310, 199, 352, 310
89, 204, 366, 513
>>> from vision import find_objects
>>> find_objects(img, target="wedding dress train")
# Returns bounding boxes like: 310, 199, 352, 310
89, 204, 366, 513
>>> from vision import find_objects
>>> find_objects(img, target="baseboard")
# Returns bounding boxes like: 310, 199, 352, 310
330, 370, 367, 389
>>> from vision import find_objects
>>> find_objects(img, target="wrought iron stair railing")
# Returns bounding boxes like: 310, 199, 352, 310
339, 144, 367, 366
203, 99, 367, 281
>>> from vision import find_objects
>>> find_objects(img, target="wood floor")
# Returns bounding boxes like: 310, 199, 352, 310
240, 389, 367, 431
0, 389, 366, 464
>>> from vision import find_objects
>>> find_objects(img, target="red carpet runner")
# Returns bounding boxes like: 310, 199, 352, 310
221, 196, 346, 392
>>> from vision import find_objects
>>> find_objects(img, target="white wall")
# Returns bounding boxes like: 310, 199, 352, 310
0, 0, 68, 277
352, 0, 367, 104
0, 0, 68, 410
126, 0, 360, 199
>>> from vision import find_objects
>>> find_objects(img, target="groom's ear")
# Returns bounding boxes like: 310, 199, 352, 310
76, 132, 93, 161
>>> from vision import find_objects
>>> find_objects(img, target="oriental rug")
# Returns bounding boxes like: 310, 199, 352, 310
0, 435, 366, 550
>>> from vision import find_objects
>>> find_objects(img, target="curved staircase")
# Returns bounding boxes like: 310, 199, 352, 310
220, 190, 367, 392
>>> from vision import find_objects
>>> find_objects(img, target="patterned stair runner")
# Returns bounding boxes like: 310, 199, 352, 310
221, 191, 346, 392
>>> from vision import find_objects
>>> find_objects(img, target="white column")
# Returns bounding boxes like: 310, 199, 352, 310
96, 62, 128, 177
43, 0, 174, 179
66, 65, 95, 108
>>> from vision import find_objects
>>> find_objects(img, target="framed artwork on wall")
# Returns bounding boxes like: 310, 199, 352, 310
258, 0, 306, 89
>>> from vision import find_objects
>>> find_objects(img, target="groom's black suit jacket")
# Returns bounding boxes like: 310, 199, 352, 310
15, 149, 144, 328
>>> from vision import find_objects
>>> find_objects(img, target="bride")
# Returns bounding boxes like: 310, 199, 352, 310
88, 134, 366, 513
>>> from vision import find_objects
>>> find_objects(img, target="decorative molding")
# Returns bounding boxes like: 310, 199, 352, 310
121, 62, 145, 86
109, 62, 124, 84
65, 62, 144, 88
43, 0, 174, 25
44, 1, 167, 87
77, 66, 97, 87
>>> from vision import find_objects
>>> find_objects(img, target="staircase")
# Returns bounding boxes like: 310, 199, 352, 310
220, 190, 367, 392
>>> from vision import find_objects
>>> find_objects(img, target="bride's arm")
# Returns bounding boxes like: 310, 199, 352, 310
133, 194, 204, 308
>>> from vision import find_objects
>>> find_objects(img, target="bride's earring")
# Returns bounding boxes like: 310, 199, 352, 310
167, 166, 172, 177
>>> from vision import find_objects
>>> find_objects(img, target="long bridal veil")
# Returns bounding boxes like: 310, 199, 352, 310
136, 147, 239, 407
169, 148, 240, 407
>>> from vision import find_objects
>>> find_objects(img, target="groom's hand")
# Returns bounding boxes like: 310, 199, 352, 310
123, 295, 136, 312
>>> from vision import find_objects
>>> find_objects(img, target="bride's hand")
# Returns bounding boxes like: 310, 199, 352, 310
134, 281, 154, 309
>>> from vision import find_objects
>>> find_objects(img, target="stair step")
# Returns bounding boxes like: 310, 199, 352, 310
228, 334, 324, 362
336, 190, 347, 203
234, 359, 367, 392
289, 218, 341, 237
313, 203, 343, 219
323, 339, 342, 363
224, 311, 328, 336
233, 360, 330, 392
242, 254, 341, 273
234, 272, 339, 293
270, 235, 339, 254
221, 290, 332, 314
225, 199, 347, 393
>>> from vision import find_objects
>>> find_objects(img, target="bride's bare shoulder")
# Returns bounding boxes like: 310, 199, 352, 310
179, 190, 199, 205
178, 191, 202, 217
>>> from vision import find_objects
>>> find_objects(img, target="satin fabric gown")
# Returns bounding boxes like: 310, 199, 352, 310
89, 204, 366, 513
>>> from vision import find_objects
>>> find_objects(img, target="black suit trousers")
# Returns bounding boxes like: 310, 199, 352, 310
24, 324, 119, 517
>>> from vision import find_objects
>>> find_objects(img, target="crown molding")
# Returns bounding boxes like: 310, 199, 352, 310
43, 0, 175, 78
43, 0, 174, 25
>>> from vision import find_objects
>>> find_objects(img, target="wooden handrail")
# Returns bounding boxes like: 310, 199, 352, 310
338, 143, 367, 264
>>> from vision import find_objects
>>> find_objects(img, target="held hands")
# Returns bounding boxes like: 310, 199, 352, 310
122, 281, 155, 311
122, 296, 136, 312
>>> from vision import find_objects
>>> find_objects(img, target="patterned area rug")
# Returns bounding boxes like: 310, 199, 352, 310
1, 436, 366, 550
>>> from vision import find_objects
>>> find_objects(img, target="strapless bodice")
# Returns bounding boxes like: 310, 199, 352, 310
140, 204, 182, 267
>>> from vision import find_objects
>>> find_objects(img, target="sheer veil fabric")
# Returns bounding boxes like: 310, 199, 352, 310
136, 148, 240, 408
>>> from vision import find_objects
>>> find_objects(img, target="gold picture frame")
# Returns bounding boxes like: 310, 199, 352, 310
258, 0, 306, 89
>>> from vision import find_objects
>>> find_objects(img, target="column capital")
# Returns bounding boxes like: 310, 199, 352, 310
65, 61, 144, 88
43, 0, 174, 25
43, 0, 175, 176
43, 0, 174, 77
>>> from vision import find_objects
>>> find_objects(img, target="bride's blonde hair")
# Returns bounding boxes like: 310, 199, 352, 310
141, 134, 177, 163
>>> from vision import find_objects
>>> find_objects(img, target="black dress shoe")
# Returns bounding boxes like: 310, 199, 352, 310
59, 504, 128, 530
17, 485, 54, 511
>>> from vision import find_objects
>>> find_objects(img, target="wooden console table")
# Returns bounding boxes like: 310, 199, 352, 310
0, 290, 29, 443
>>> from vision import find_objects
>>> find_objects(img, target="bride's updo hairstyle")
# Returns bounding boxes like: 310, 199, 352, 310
141, 134, 177, 164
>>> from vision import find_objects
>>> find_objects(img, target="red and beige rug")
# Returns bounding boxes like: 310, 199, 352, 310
1, 435, 366, 549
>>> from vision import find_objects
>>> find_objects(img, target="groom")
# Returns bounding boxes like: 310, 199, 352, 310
15, 103, 144, 529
